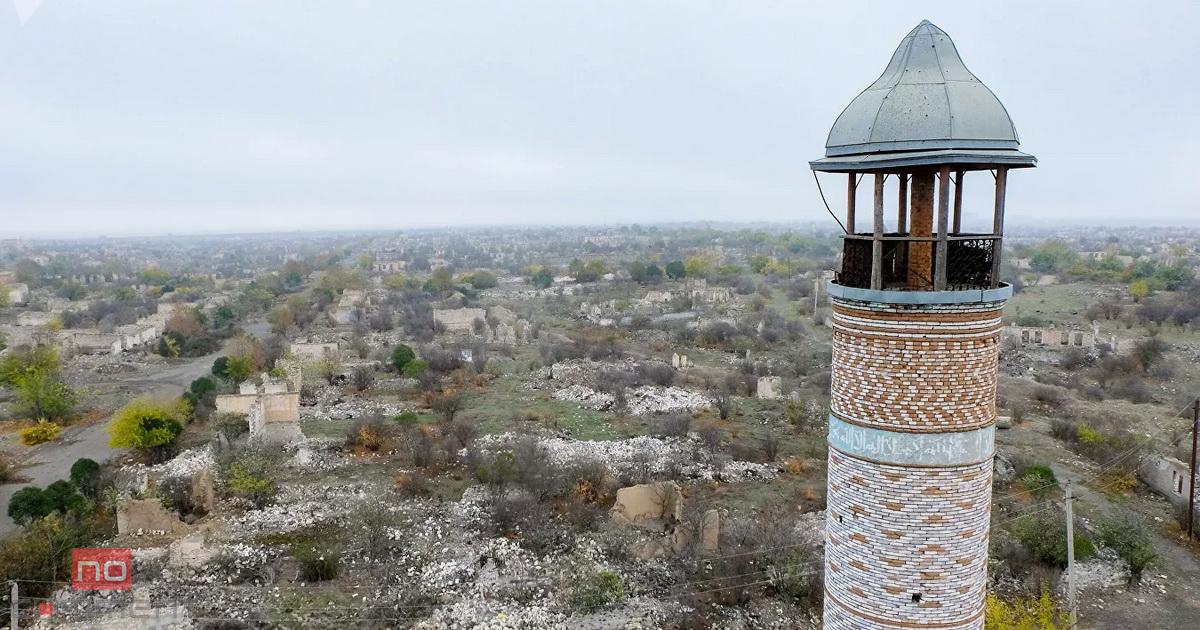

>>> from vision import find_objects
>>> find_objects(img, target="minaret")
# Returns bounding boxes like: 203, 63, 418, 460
810, 21, 1035, 630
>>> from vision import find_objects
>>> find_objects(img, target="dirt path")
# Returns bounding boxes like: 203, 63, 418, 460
0, 319, 270, 535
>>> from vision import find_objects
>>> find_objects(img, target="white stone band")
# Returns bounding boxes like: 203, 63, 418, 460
828, 415, 995, 467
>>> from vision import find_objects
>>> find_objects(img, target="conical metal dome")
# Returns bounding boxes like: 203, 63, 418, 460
811, 20, 1036, 172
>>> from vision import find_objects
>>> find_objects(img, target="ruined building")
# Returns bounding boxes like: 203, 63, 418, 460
811, 21, 1035, 629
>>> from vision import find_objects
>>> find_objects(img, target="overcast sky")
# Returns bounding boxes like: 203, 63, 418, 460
2, 1, 1198, 237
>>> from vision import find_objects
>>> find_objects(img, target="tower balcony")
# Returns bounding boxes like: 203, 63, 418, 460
836, 232, 1000, 291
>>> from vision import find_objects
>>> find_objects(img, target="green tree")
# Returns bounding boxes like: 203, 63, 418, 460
7, 487, 52, 526
1028, 241, 1077, 274
1129, 279, 1151, 302
6, 481, 84, 526
69, 458, 102, 497
684, 254, 715, 279
108, 399, 184, 461
665, 260, 686, 280
213, 306, 236, 329
211, 356, 230, 379
530, 268, 553, 289
425, 268, 455, 292
391, 344, 416, 372
402, 359, 429, 378
138, 267, 171, 285
1, 347, 75, 421
223, 356, 253, 384
467, 271, 498, 289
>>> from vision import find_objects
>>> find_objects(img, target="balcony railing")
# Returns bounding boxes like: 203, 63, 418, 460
836, 232, 999, 291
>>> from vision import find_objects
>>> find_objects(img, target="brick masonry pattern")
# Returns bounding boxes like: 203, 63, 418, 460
830, 299, 1006, 433
824, 295, 1005, 629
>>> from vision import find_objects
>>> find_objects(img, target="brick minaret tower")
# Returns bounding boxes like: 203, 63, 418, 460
810, 21, 1036, 630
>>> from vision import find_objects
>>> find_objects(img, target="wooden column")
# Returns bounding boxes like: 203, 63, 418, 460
952, 170, 964, 233
908, 173, 935, 290
871, 173, 885, 290
897, 174, 908, 233
846, 174, 857, 234
990, 168, 1008, 288
934, 167, 951, 290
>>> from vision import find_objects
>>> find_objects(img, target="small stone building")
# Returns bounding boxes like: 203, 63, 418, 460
214, 373, 303, 445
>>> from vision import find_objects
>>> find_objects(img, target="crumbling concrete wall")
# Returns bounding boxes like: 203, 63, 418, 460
611, 482, 683, 527
1002, 322, 1135, 352
214, 394, 257, 416
117, 498, 187, 536
433, 307, 486, 333
757, 376, 782, 400
1139, 454, 1197, 513
261, 392, 300, 422
290, 341, 339, 362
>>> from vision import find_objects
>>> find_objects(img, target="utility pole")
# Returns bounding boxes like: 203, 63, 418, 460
1188, 398, 1199, 539
1065, 481, 1078, 629
9, 580, 17, 630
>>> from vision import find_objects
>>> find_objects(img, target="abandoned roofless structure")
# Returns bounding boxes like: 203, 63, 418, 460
813, 21, 1035, 630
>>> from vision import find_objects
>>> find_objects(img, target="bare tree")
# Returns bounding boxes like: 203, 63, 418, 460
712, 389, 734, 420
431, 391, 465, 423
351, 365, 375, 392
697, 423, 724, 454
759, 431, 781, 462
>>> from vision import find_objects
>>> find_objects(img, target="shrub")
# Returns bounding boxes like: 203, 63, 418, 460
351, 365, 375, 392
1029, 385, 1066, 409
759, 432, 781, 462
0, 454, 13, 484
0, 511, 116, 598
1012, 511, 1094, 569
69, 458, 102, 497
637, 363, 675, 387
108, 399, 185, 462
1, 347, 76, 421
449, 420, 478, 448
984, 588, 1068, 629
211, 412, 250, 440
697, 423, 723, 453
158, 474, 203, 518
712, 389, 734, 420
431, 391, 464, 423
189, 377, 217, 399
1098, 516, 1157, 584
1049, 419, 1077, 443
346, 418, 396, 454
394, 410, 420, 425
293, 544, 340, 582
1015, 465, 1058, 500
394, 470, 433, 497
402, 359, 429, 378
569, 570, 626, 613
20, 420, 62, 445
1076, 424, 1103, 445
221, 452, 280, 508
649, 413, 691, 439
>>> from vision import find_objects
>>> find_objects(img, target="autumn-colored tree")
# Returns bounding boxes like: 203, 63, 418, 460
108, 399, 185, 462
166, 308, 205, 338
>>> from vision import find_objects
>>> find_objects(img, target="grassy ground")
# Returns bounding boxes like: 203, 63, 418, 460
457, 372, 632, 440
1006, 283, 1104, 327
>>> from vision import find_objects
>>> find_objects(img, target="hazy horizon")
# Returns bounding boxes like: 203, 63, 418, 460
3, 1, 1198, 237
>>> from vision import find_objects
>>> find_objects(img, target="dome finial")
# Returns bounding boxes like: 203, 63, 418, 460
811, 20, 1036, 172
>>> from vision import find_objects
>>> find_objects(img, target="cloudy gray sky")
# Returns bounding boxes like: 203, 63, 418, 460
2, 1, 1197, 237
